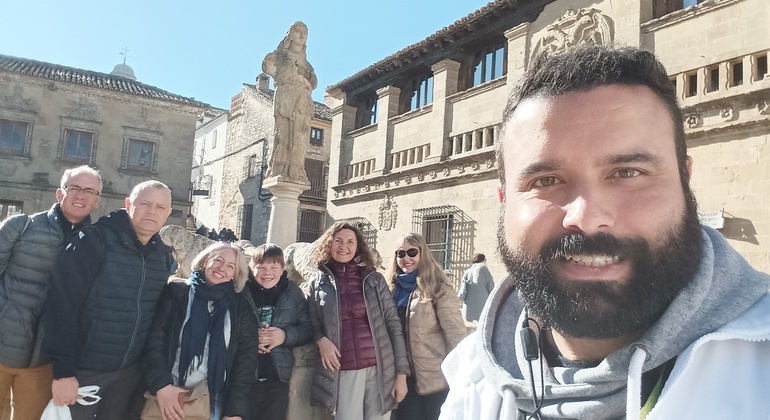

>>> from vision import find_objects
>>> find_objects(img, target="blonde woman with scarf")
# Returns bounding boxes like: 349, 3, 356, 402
142, 242, 259, 420
385, 233, 467, 420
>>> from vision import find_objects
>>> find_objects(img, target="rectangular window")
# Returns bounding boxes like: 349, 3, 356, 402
0, 199, 23, 220
310, 127, 324, 146
730, 61, 743, 87
653, 0, 705, 18
240, 204, 253, 241
472, 42, 506, 86
247, 154, 260, 178
756, 54, 767, 81
355, 94, 379, 129
423, 214, 454, 270
298, 209, 325, 243
211, 130, 218, 149
126, 138, 156, 172
409, 73, 434, 111
63, 129, 94, 162
303, 159, 326, 199
368, 97, 378, 125
685, 72, 698, 97
0, 119, 29, 156
707, 66, 719, 92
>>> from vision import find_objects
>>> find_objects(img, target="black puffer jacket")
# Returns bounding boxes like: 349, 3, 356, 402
243, 272, 312, 382
43, 209, 173, 379
0, 204, 90, 369
142, 280, 259, 418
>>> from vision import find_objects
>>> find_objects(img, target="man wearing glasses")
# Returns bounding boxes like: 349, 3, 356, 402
0, 165, 102, 420
43, 180, 174, 420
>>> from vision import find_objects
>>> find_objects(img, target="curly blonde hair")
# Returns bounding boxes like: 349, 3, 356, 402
191, 242, 249, 292
311, 221, 376, 268
384, 232, 449, 300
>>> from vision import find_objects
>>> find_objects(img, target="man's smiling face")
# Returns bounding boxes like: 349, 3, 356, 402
497, 85, 702, 338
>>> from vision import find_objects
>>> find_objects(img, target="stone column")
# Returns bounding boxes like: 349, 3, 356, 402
429, 59, 461, 162
374, 85, 401, 175
505, 23, 531, 90
327, 89, 356, 189
264, 176, 310, 248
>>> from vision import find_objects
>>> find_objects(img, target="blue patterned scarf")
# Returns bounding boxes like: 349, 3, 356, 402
394, 269, 418, 308
178, 270, 234, 400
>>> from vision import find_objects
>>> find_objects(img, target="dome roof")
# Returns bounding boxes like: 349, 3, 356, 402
110, 63, 136, 80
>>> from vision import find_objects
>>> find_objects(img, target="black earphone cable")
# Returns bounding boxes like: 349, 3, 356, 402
522, 314, 545, 420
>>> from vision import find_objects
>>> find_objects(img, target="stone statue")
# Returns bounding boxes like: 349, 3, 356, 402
262, 21, 317, 184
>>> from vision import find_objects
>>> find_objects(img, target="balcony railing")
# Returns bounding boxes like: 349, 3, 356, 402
390, 144, 430, 170
342, 158, 376, 182
446, 124, 498, 157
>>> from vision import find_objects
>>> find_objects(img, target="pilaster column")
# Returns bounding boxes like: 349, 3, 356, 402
328, 91, 356, 190
505, 23, 531, 91
374, 86, 401, 175
429, 59, 461, 163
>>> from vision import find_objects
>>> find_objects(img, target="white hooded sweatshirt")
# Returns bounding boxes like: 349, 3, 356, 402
440, 227, 770, 420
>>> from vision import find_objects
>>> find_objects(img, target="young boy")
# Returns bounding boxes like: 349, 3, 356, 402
244, 243, 312, 420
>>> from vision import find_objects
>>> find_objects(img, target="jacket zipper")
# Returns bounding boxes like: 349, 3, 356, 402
121, 251, 146, 368
361, 270, 386, 409
323, 265, 343, 416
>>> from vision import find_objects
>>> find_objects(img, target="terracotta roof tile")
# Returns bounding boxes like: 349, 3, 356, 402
0, 53, 208, 108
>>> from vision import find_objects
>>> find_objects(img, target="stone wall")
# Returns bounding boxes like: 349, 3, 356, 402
0, 71, 202, 226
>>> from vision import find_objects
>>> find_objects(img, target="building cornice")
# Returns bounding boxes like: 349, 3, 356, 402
331, 149, 497, 204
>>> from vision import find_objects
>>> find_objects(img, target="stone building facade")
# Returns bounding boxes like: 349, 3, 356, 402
191, 107, 228, 233
195, 74, 332, 244
326, 0, 770, 286
0, 54, 206, 225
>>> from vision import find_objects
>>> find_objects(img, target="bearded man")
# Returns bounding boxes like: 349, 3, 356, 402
440, 45, 770, 420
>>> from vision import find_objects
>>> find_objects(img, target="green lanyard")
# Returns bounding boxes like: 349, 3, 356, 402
639, 358, 675, 419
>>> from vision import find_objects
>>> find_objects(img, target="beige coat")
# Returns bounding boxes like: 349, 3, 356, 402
403, 281, 468, 395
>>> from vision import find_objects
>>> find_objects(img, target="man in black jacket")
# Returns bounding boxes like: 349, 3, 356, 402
0, 166, 102, 420
244, 243, 312, 420
43, 180, 173, 420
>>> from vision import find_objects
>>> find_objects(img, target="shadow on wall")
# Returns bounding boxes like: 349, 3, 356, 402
720, 214, 759, 245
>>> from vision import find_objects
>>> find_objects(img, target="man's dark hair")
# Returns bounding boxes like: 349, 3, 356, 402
496, 45, 690, 199
472, 253, 486, 264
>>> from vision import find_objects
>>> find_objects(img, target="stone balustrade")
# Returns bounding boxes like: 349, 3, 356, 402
446, 124, 499, 157
390, 143, 431, 170
342, 158, 376, 181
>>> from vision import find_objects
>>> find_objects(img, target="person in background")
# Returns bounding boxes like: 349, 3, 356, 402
385, 233, 467, 420
243, 243, 312, 420
457, 253, 495, 322
43, 180, 174, 419
308, 222, 409, 420
0, 165, 102, 420
143, 242, 258, 420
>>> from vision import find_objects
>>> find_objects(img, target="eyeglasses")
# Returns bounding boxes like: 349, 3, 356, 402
64, 185, 101, 197
395, 248, 419, 259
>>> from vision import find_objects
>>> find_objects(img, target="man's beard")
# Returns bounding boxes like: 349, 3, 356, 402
497, 194, 702, 339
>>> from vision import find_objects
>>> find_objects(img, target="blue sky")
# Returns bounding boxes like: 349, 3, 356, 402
1, 0, 491, 109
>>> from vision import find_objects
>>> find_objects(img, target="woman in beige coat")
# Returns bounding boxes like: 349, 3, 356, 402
385, 233, 468, 420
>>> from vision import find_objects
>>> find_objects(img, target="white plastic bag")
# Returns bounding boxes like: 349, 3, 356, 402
41, 401, 72, 420
40, 385, 102, 420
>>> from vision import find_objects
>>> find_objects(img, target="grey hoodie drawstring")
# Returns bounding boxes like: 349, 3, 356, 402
500, 387, 517, 420
626, 346, 649, 419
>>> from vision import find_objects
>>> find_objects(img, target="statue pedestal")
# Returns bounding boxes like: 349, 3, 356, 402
264, 176, 310, 248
